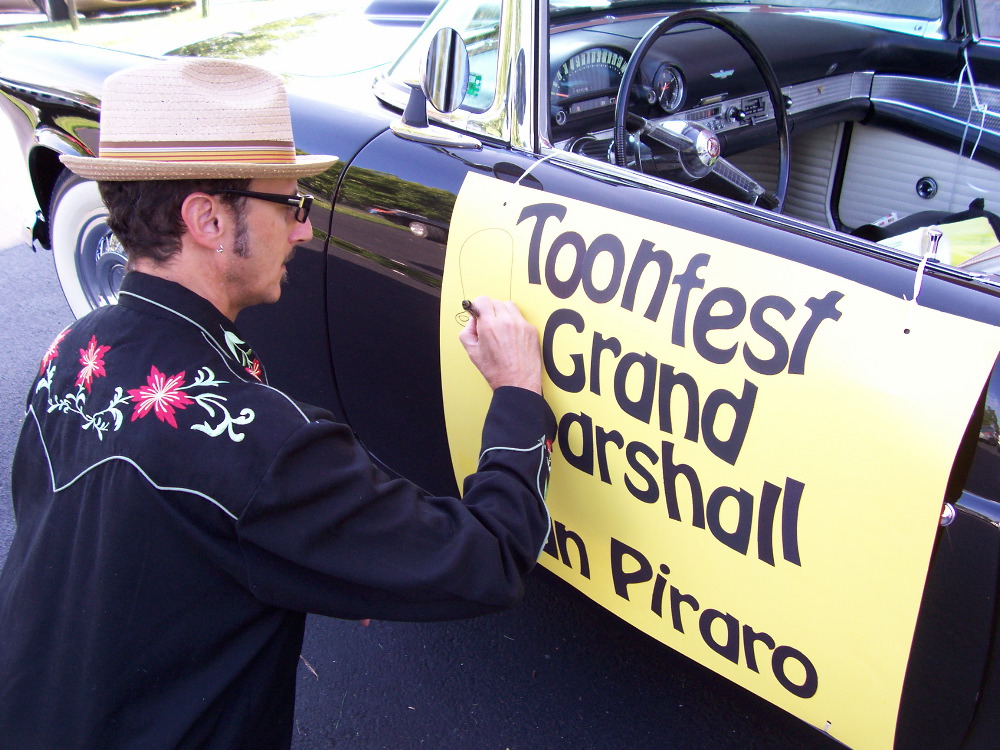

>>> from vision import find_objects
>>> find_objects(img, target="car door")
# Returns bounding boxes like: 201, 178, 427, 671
323, 1, 1000, 747
325, 129, 545, 495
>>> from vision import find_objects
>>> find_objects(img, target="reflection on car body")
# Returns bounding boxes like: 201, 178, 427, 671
369, 207, 449, 241
3, 1, 1000, 748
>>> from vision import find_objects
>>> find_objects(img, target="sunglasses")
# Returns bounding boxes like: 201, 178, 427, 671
212, 189, 314, 223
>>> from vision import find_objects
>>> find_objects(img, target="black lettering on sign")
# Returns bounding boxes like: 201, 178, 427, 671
610, 537, 652, 599
583, 234, 626, 303
613, 351, 657, 424
789, 292, 844, 375
661, 440, 706, 528
651, 563, 670, 617
609, 538, 819, 699
745, 295, 794, 375
706, 486, 754, 556
543, 311, 757, 465
590, 332, 622, 396
658, 365, 700, 442
693, 286, 746, 365
743, 624, 777, 673
519, 203, 844, 376
773, 645, 820, 699
545, 230, 587, 299
700, 378, 757, 466
556, 410, 594, 475
595, 425, 624, 485
700, 609, 741, 664
542, 518, 591, 579
543, 308, 587, 393
556, 415, 804, 566
520, 203, 568, 286
660, 440, 804, 566
670, 254, 712, 347
625, 441, 660, 504
622, 239, 672, 320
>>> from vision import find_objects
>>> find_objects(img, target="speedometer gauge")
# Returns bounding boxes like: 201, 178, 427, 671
654, 64, 685, 114
551, 47, 627, 126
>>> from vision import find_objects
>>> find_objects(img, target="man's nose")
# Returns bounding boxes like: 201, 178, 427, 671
292, 216, 313, 243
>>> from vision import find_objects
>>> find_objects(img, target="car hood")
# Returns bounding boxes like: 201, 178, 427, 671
165, 10, 426, 81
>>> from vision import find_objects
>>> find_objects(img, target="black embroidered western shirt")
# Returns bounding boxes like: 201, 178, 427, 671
0, 272, 555, 749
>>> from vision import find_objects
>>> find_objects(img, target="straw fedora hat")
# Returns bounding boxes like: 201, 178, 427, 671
61, 57, 337, 181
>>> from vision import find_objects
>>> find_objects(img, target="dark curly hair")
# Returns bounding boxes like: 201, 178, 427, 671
98, 178, 251, 264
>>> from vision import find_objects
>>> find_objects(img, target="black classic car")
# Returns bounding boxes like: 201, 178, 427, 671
3, 1, 1000, 748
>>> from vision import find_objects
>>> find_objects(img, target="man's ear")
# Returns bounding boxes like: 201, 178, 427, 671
180, 193, 226, 249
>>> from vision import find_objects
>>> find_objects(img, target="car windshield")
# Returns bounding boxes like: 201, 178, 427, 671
550, 1, 942, 20
384, 0, 945, 116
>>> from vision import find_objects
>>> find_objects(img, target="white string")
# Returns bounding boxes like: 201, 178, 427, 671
956, 46, 991, 162
911, 253, 930, 305
515, 148, 562, 186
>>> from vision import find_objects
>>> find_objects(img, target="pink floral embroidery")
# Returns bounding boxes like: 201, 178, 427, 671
127, 366, 194, 429
245, 359, 262, 382
75, 335, 111, 392
40, 328, 69, 375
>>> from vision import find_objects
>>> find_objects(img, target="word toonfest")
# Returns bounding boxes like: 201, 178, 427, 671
520, 202, 839, 571
440, 172, 1000, 750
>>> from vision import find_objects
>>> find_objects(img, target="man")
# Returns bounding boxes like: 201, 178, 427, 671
0, 58, 554, 748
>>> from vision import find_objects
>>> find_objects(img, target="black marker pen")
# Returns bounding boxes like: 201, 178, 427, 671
461, 299, 481, 318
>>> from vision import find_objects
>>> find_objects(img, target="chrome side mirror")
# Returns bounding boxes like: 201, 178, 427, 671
393, 27, 480, 149
421, 27, 469, 114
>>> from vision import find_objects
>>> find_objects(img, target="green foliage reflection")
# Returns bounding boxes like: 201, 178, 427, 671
341, 167, 455, 225
168, 13, 327, 60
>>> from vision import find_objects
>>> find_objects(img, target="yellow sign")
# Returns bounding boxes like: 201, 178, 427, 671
439, 172, 1000, 750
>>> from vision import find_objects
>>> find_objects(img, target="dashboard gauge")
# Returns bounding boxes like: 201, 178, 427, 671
654, 64, 685, 114
551, 47, 628, 121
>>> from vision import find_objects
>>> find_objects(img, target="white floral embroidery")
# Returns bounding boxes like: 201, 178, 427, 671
224, 330, 264, 382
187, 368, 256, 443
224, 331, 252, 366
38, 357, 256, 444
37, 365, 129, 441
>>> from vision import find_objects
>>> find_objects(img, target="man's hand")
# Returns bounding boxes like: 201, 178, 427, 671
459, 296, 543, 395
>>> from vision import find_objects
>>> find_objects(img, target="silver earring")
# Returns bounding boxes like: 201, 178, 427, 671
217, 244, 224, 253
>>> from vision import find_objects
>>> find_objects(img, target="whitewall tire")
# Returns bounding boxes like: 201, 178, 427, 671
50, 173, 126, 319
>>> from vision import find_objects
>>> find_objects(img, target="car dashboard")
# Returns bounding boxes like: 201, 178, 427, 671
547, 10, 945, 162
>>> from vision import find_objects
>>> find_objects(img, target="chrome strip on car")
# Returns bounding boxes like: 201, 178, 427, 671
0, 81, 100, 114
785, 72, 874, 116
870, 74, 1000, 139
777, 9, 945, 38
636, 72, 872, 138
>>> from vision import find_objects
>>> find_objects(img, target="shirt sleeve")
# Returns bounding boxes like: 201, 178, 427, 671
235, 386, 556, 621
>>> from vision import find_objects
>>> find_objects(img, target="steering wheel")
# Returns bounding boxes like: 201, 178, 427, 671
613, 10, 790, 213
